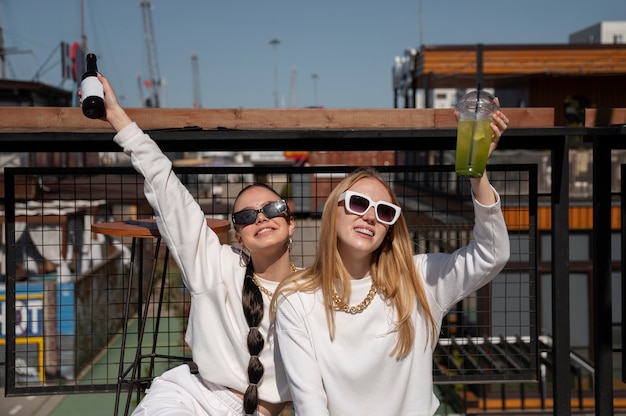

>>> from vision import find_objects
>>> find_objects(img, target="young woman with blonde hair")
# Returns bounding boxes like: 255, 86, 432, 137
271, 109, 510, 415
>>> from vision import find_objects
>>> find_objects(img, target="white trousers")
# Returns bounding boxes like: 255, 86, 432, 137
131, 364, 261, 416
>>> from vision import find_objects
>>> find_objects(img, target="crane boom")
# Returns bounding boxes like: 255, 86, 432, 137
140, 0, 161, 107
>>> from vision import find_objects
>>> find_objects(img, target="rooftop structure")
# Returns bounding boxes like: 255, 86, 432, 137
393, 21, 626, 126
569, 20, 626, 44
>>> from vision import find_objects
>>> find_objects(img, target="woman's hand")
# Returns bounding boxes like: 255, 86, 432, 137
97, 73, 133, 132
488, 98, 509, 157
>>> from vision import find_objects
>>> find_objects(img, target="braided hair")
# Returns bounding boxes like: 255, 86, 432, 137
234, 183, 292, 414
242, 261, 264, 415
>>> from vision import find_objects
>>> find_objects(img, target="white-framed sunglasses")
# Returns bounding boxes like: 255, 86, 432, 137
338, 190, 401, 225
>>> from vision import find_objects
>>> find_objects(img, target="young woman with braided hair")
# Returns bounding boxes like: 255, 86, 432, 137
271, 108, 510, 415
82, 74, 294, 416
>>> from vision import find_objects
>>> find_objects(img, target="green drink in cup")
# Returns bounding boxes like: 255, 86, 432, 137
455, 90, 499, 177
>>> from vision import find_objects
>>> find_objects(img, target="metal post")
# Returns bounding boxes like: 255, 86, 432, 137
552, 134, 572, 415
592, 135, 614, 415
311, 73, 319, 107
269, 38, 280, 108
476, 44, 483, 90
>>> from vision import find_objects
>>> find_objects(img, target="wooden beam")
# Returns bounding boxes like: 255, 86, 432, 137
420, 47, 626, 75
585, 108, 626, 127
0, 107, 554, 133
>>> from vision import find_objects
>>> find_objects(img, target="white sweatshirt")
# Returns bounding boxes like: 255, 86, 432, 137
114, 122, 291, 404
274, 192, 510, 415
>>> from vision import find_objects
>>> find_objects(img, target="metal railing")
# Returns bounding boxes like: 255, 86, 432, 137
1, 124, 625, 415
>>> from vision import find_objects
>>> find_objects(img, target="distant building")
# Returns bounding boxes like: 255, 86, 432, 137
393, 21, 626, 124
0, 80, 72, 107
569, 21, 626, 44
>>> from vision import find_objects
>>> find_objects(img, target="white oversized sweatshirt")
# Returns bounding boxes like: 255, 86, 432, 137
114, 122, 291, 404
274, 191, 510, 416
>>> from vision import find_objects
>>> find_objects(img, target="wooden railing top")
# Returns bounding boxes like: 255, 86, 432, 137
585, 108, 626, 127
0, 107, 554, 133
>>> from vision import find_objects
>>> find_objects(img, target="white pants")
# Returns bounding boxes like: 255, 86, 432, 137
132, 364, 261, 416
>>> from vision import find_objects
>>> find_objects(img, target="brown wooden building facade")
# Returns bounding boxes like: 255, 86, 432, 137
393, 43, 626, 126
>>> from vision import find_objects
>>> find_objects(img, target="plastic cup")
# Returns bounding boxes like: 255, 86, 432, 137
455, 90, 499, 177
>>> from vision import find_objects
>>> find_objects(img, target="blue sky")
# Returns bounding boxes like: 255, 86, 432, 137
1, 0, 624, 109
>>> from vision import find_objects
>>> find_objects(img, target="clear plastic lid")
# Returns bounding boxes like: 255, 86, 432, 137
456, 90, 499, 114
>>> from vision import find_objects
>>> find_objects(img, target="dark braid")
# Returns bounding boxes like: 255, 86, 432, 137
242, 261, 265, 415
233, 183, 291, 415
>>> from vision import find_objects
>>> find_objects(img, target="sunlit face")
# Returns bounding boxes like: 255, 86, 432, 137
336, 177, 394, 261
233, 186, 294, 255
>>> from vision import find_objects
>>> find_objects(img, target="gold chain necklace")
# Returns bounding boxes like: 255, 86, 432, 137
332, 283, 378, 314
252, 264, 297, 298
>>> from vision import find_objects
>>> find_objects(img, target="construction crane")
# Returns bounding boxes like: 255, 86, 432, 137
140, 0, 161, 107
191, 53, 201, 108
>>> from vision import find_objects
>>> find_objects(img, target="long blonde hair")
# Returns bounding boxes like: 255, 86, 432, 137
272, 167, 436, 358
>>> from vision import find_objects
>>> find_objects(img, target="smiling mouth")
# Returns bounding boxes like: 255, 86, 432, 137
256, 227, 275, 236
354, 227, 373, 237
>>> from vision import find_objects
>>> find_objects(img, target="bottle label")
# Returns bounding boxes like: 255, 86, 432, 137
81, 77, 104, 99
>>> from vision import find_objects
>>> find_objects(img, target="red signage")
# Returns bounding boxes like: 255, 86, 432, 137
70, 42, 84, 82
